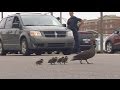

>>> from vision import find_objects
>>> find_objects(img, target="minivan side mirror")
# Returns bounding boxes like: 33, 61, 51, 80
12, 23, 20, 28
62, 24, 66, 27
56, 17, 60, 21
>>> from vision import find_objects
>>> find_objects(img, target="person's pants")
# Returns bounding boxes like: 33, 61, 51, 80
72, 30, 80, 52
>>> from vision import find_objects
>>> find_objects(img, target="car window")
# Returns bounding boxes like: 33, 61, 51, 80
13, 16, 20, 23
0, 18, 7, 29
12, 16, 20, 28
79, 33, 94, 39
5, 16, 14, 29
118, 29, 120, 32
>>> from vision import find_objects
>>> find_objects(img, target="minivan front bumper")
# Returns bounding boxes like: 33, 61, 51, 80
28, 36, 74, 51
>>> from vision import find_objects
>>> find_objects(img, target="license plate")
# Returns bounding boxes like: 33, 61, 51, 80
83, 39, 90, 43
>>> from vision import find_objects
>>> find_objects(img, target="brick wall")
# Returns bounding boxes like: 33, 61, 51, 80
80, 15, 120, 34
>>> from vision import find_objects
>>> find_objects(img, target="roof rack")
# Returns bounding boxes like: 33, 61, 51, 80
15, 12, 42, 15
16, 13, 20, 14
16, 12, 51, 15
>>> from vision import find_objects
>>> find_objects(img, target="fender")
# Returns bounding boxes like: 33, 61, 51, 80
19, 31, 32, 48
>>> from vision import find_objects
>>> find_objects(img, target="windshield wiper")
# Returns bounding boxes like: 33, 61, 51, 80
39, 25, 57, 26
24, 25, 61, 26
24, 25, 36, 26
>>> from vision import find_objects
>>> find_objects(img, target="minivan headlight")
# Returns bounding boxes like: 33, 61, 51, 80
67, 31, 73, 37
30, 31, 42, 36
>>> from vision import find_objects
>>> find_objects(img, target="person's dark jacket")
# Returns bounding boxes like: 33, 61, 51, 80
67, 16, 82, 31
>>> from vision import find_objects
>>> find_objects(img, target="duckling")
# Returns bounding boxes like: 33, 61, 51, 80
62, 56, 68, 64
57, 57, 64, 64
36, 59, 44, 65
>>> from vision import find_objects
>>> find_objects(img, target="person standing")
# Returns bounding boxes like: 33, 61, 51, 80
67, 12, 83, 53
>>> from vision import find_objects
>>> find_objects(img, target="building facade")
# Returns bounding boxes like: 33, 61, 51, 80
80, 15, 120, 34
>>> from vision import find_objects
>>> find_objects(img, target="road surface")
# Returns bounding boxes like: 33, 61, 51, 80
0, 53, 120, 79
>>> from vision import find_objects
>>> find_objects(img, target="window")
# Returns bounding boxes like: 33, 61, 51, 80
13, 16, 20, 23
12, 16, 20, 28
105, 20, 108, 23
110, 20, 112, 22
110, 24, 113, 28
105, 25, 108, 29
5, 16, 14, 29
95, 22, 97, 25
94, 27, 97, 30
0, 18, 6, 29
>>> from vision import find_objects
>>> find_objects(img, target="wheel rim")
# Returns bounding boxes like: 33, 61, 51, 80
21, 41, 27, 54
106, 42, 112, 53
0, 42, 2, 54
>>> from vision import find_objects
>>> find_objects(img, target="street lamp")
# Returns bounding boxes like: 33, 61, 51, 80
1, 12, 3, 19
60, 12, 62, 23
100, 12, 104, 53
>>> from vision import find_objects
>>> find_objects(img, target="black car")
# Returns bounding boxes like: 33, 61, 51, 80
0, 13, 74, 56
78, 31, 96, 51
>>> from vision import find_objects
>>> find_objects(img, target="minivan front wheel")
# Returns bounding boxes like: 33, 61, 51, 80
21, 38, 30, 56
106, 42, 114, 53
0, 41, 6, 56
62, 49, 72, 55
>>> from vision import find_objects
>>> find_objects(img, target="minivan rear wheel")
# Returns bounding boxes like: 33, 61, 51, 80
0, 41, 6, 56
35, 52, 42, 55
106, 42, 114, 53
47, 51, 52, 54
21, 38, 30, 56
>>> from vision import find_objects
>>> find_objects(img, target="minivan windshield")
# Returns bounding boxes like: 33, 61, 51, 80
21, 15, 62, 26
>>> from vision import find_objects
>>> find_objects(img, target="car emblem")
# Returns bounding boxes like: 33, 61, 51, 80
55, 32, 57, 37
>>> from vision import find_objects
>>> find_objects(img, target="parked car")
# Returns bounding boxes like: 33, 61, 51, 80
78, 31, 96, 51
105, 28, 120, 53
0, 13, 74, 56
83, 30, 108, 53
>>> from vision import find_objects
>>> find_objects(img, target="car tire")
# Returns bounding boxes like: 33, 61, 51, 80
0, 41, 6, 56
55, 51, 60, 54
62, 50, 72, 55
106, 42, 114, 53
35, 52, 42, 55
47, 51, 52, 54
20, 38, 30, 56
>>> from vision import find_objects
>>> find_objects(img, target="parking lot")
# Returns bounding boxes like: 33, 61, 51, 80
0, 53, 120, 79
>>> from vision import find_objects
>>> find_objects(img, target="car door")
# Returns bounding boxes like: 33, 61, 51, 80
113, 30, 120, 49
3, 16, 14, 50
10, 16, 22, 50
0, 18, 7, 49
4, 16, 21, 50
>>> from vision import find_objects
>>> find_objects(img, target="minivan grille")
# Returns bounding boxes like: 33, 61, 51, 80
43, 31, 66, 37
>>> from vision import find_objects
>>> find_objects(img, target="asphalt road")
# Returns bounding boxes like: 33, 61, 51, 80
0, 53, 120, 79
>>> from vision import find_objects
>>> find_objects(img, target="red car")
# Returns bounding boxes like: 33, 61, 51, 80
105, 28, 120, 53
